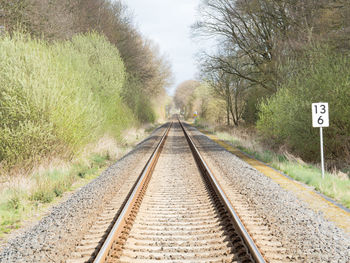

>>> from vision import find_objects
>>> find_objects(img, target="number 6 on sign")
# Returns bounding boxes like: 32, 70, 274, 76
312, 103, 329, 127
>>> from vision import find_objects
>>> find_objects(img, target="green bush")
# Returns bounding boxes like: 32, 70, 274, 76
122, 76, 156, 123
0, 32, 135, 170
257, 45, 350, 165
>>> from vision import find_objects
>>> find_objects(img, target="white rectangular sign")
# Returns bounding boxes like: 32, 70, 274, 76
312, 103, 329, 127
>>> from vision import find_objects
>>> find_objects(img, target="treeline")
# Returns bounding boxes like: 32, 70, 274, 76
0, 0, 172, 121
174, 80, 225, 123
176, 0, 350, 167
0, 0, 172, 171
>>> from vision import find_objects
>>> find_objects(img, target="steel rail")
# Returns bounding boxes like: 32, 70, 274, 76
93, 122, 172, 263
178, 120, 266, 263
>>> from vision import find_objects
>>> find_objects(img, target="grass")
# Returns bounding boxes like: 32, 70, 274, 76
276, 162, 350, 207
196, 123, 350, 209
0, 152, 111, 237
0, 127, 151, 239
0, 126, 151, 239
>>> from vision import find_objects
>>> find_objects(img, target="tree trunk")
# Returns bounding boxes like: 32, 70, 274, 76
228, 93, 238, 126
226, 102, 230, 126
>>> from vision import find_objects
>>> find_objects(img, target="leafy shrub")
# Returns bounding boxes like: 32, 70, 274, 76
257, 45, 350, 166
0, 32, 135, 170
122, 76, 156, 123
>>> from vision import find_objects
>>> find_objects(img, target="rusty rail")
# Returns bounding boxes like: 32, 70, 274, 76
178, 120, 266, 263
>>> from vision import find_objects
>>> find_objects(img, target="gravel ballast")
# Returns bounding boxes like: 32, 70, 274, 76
185, 123, 350, 262
0, 124, 168, 263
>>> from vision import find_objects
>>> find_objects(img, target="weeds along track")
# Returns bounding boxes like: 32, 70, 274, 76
68, 121, 267, 263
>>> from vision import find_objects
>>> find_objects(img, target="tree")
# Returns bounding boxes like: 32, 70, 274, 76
258, 45, 350, 166
174, 80, 200, 118
193, 0, 350, 126
194, 0, 350, 93
200, 58, 247, 126
0, 0, 173, 123
193, 0, 287, 92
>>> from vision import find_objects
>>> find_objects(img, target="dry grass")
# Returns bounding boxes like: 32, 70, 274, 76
0, 127, 150, 239
121, 127, 147, 146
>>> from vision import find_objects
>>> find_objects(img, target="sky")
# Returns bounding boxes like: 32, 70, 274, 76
125, 0, 202, 95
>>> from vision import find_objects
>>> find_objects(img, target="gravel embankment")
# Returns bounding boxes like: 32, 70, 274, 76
186, 123, 350, 262
0, 124, 168, 263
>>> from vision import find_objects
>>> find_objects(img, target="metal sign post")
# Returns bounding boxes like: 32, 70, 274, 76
319, 127, 325, 178
312, 103, 329, 179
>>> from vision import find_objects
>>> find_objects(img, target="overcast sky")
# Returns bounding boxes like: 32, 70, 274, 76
125, 0, 202, 95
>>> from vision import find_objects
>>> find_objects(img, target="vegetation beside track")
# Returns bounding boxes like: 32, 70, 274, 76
0, 127, 151, 240
0, 152, 111, 238
0, 32, 133, 172
195, 122, 350, 209
0, 0, 172, 174
257, 46, 350, 166
0, 0, 172, 241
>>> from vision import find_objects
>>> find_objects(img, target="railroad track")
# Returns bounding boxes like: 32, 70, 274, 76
68, 121, 266, 263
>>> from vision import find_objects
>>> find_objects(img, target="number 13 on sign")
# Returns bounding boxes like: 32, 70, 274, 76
312, 102, 329, 179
